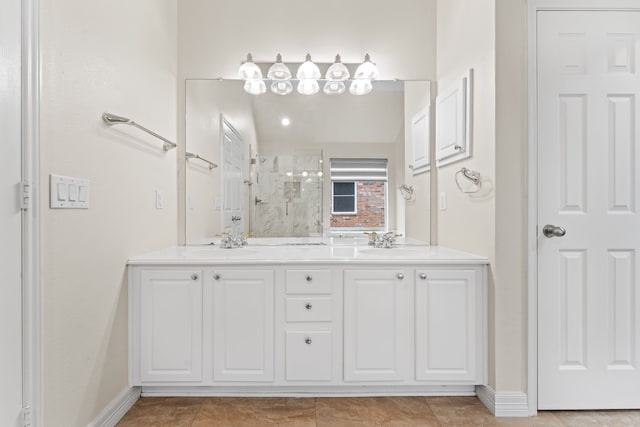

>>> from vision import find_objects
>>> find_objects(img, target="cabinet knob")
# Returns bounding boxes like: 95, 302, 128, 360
190, 274, 199, 281
305, 275, 313, 282
419, 273, 427, 280
305, 303, 312, 310
305, 337, 312, 345
397, 273, 404, 280
213, 274, 221, 280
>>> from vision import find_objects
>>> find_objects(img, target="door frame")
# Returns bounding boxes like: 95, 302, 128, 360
526, 0, 640, 416
21, 0, 43, 424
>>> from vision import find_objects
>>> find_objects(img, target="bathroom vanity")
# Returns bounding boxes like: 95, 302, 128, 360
128, 242, 488, 396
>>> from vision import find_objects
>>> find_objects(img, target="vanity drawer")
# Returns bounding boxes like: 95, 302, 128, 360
286, 297, 332, 322
286, 269, 332, 294
285, 330, 332, 381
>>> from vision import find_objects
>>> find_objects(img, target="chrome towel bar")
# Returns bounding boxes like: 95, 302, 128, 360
186, 151, 218, 170
102, 112, 177, 151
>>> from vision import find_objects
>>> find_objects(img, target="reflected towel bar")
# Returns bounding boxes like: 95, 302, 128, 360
186, 151, 218, 170
102, 112, 177, 151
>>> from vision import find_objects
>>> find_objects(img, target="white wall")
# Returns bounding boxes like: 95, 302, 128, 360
436, 0, 497, 385
41, 0, 178, 425
404, 81, 432, 243
177, 0, 437, 243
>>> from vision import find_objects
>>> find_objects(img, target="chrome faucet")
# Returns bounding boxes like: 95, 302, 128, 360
365, 232, 401, 249
220, 230, 251, 249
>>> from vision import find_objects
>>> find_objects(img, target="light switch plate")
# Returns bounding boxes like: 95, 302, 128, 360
439, 192, 447, 211
50, 174, 90, 209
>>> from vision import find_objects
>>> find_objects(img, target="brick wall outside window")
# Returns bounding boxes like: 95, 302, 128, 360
330, 181, 385, 229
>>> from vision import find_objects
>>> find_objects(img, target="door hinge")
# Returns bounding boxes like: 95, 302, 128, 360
20, 181, 32, 211
22, 405, 32, 427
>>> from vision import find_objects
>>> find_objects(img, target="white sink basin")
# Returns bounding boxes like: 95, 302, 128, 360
358, 248, 427, 257
187, 249, 260, 257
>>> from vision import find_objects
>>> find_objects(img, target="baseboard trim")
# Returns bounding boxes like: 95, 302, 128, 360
87, 386, 141, 427
476, 385, 529, 417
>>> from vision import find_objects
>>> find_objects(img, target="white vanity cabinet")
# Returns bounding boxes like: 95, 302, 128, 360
211, 269, 274, 382
134, 269, 203, 383
128, 245, 488, 394
415, 269, 483, 383
343, 269, 412, 382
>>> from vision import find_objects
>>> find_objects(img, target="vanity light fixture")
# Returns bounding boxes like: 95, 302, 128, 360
238, 53, 379, 96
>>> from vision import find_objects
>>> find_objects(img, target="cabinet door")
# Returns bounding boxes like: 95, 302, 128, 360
140, 270, 203, 383
213, 269, 274, 382
285, 330, 332, 381
344, 269, 410, 381
415, 269, 480, 382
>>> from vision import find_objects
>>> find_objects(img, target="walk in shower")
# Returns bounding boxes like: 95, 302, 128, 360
249, 151, 323, 237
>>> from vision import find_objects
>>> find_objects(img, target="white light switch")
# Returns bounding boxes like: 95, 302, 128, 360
155, 190, 164, 209
50, 174, 90, 209
439, 192, 447, 211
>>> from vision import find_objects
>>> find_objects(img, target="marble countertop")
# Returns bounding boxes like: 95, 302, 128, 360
128, 238, 488, 266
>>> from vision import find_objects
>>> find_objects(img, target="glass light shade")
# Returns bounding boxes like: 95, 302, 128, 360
296, 54, 321, 80
354, 54, 379, 80
325, 54, 350, 81
244, 79, 267, 95
349, 79, 373, 95
267, 54, 292, 80
238, 53, 263, 80
297, 79, 319, 95
323, 80, 346, 95
270, 80, 293, 95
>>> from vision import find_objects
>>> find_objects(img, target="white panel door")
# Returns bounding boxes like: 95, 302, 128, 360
213, 269, 274, 382
538, 11, 640, 409
343, 269, 410, 382
140, 270, 203, 382
411, 106, 431, 174
0, 0, 23, 423
221, 118, 244, 236
415, 269, 479, 383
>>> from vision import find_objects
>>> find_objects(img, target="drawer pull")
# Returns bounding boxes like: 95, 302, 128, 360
419, 273, 427, 280
397, 273, 404, 280
305, 337, 312, 345
306, 275, 313, 282
190, 274, 199, 281
213, 274, 221, 280
305, 303, 312, 310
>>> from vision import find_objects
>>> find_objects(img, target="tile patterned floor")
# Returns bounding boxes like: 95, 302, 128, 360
117, 396, 640, 426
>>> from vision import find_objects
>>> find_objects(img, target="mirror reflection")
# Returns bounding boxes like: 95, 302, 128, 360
185, 79, 427, 244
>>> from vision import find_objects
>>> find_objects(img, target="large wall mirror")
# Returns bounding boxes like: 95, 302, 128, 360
185, 79, 430, 244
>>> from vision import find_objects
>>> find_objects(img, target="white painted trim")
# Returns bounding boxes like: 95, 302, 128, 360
141, 385, 477, 397
21, 0, 43, 425
476, 385, 529, 417
87, 387, 141, 427
526, 0, 640, 417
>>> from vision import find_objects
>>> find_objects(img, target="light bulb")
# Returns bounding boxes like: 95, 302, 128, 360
270, 80, 293, 95
325, 54, 350, 81
244, 79, 266, 95
281, 117, 290, 126
354, 54, 379, 80
238, 53, 263, 80
349, 79, 373, 95
296, 54, 321, 80
267, 54, 292, 80
323, 81, 346, 95
297, 79, 319, 95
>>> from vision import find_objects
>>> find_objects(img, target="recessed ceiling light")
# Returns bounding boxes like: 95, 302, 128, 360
281, 117, 290, 126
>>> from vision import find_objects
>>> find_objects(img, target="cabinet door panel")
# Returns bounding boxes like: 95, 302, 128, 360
344, 270, 410, 381
140, 270, 203, 382
415, 269, 478, 382
213, 270, 274, 382
286, 330, 332, 381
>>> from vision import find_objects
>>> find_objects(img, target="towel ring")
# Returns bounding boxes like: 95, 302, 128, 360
399, 184, 414, 200
455, 168, 481, 194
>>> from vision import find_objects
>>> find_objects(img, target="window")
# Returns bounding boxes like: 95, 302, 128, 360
329, 158, 388, 232
332, 182, 357, 214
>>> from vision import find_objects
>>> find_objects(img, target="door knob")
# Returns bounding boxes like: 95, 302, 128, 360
542, 224, 566, 238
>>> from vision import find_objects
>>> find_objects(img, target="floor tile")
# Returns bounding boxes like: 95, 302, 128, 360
316, 396, 441, 426
117, 397, 204, 426
191, 397, 316, 427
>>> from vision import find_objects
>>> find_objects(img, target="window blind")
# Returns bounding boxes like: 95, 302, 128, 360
329, 158, 388, 182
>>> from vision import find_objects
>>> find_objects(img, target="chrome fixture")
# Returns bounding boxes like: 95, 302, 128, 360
185, 151, 217, 170
237, 53, 379, 96
102, 112, 176, 151
455, 167, 482, 194
365, 231, 401, 249
542, 224, 566, 238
